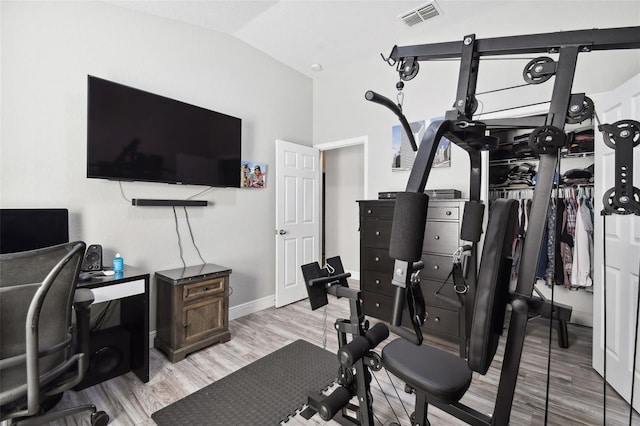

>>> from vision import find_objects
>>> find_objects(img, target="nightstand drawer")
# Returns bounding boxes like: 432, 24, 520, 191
361, 247, 393, 272
361, 270, 394, 297
423, 221, 459, 254
361, 219, 392, 248
183, 277, 225, 302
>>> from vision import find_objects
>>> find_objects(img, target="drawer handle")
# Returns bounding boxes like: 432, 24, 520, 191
183, 324, 189, 328
374, 257, 380, 262
446, 210, 452, 216
433, 265, 439, 270
375, 303, 380, 308
434, 235, 440, 240
367, 209, 372, 214
375, 279, 381, 284
375, 231, 380, 236
434, 317, 440, 323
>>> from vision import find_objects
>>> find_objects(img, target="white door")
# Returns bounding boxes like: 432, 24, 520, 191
275, 139, 321, 308
592, 73, 640, 407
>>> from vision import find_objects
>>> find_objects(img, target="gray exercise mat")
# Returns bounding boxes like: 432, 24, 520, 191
151, 339, 338, 425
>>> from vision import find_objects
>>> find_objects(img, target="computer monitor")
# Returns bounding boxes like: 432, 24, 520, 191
0, 209, 69, 254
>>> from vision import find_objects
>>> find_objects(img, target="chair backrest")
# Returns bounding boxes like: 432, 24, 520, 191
467, 199, 519, 375
0, 242, 86, 401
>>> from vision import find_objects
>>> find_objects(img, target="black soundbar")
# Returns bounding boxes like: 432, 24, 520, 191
131, 199, 208, 207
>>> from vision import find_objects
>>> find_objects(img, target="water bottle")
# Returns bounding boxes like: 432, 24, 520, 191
113, 253, 124, 272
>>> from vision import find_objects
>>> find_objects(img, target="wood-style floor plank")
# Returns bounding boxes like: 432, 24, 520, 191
50, 282, 636, 425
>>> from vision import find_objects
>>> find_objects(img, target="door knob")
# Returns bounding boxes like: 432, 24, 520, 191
278, 229, 287, 235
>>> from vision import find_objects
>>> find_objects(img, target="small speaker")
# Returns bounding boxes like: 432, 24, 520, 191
81, 244, 103, 271
76, 326, 130, 390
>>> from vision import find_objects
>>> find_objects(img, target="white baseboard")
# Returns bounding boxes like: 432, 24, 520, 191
148, 295, 276, 348
229, 294, 275, 321
346, 270, 360, 281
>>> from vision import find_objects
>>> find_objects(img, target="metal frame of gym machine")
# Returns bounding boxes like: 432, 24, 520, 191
379, 26, 640, 425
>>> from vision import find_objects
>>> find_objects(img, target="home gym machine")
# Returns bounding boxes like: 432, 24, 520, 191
302, 26, 640, 426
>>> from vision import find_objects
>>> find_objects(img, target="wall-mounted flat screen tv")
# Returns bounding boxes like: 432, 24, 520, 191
87, 76, 241, 187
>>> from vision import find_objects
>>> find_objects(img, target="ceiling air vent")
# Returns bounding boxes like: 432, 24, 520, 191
399, 1, 442, 27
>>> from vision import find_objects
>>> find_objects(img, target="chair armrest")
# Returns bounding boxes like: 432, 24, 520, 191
73, 288, 94, 366
73, 288, 95, 310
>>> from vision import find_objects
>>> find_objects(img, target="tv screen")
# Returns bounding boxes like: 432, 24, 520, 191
0, 209, 69, 254
87, 76, 241, 187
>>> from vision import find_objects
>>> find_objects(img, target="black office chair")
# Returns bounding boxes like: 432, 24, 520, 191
382, 199, 519, 425
0, 242, 109, 426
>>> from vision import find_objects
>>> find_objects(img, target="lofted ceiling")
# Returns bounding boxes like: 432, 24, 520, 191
106, 1, 640, 78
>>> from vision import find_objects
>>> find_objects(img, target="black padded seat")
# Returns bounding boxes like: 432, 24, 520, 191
382, 338, 472, 404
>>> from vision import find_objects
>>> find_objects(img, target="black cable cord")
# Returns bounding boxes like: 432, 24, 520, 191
630, 266, 640, 425
183, 207, 207, 264
543, 151, 562, 425
475, 82, 532, 96
172, 206, 186, 268
603, 215, 608, 425
90, 301, 113, 332
370, 369, 402, 425
383, 367, 411, 421
118, 181, 131, 203
475, 100, 551, 117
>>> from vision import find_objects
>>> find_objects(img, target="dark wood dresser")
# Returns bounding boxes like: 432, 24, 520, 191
358, 199, 465, 342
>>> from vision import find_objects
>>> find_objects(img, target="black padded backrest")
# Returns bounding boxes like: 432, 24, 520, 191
0, 242, 85, 397
468, 199, 519, 375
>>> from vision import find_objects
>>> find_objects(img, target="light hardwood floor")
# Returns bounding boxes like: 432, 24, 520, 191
52, 282, 637, 426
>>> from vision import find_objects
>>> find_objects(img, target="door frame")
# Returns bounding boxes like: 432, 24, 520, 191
315, 135, 369, 279
314, 135, 370, 200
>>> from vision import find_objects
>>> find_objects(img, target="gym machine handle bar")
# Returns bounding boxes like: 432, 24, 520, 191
308, 273, 352, 297
365, 90, 418, 152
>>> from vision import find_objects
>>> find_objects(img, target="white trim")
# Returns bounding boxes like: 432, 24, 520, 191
315, 135, 369, 199
346, 270, 360, 281
91, 279, 145, 304
477, 102, 550, 119
229, 294, 275, 321
148, 295, 276, 348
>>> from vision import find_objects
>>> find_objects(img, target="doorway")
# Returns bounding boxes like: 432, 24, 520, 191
316, 136, 368, 278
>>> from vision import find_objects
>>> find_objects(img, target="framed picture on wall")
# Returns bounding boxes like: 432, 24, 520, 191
241, 161, 267, 188
391, 120, 425, 171
430, 116, 451, 168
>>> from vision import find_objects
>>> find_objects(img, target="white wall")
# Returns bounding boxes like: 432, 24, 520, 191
1, 1, 312, 331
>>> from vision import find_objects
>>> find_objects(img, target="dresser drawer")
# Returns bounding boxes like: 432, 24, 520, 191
420, 254, 453, 281
182, 277, 225, 302
423, 221, 459, 254
361, 270, 394, 297
424, 305, 459, 338
428, 206, 460, 220
361, 219, 392, 248
361, 247, 394, 273
362, 292, 393, 322
422, 278, 460, 309
361, 203, 395, 219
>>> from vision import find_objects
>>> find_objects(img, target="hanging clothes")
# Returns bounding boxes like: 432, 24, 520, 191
489, 186, 594, 291
570, 196, 594, 287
